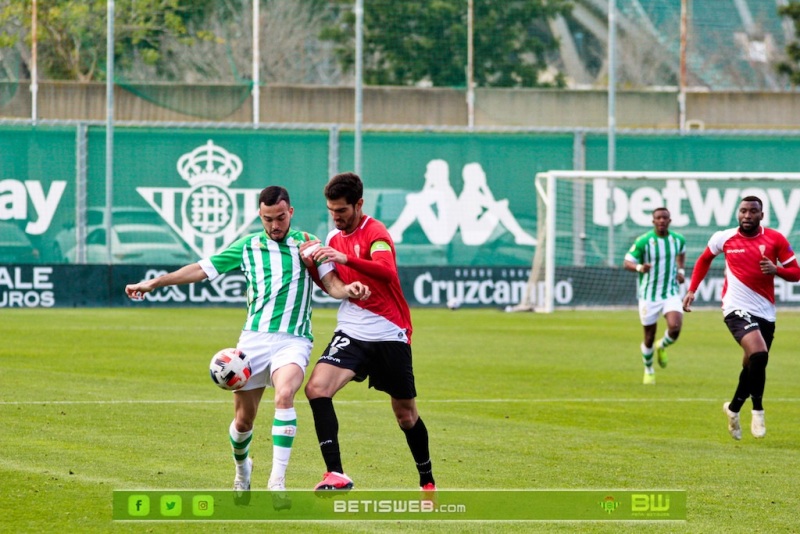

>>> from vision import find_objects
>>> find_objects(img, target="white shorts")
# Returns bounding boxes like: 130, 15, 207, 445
638, 294, 683, 326
235, 330, 312, 391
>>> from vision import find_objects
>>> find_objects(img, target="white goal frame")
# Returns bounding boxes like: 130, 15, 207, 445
530, 170, 800, 313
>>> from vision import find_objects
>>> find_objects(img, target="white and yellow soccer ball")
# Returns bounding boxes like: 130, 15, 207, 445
209, 348, 252, 391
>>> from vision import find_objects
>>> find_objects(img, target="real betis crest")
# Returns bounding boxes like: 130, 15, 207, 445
137, 140, 262, 257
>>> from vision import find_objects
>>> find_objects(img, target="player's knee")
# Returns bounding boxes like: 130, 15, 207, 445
668, 328, 681, 341
396, 413, 417, 430
234, 417, 254, 433
304, 381, 318, 400
749, 351, 769, 370
393, 404, 419, 429
273, 385, 296, 408
305, 379, 329, 400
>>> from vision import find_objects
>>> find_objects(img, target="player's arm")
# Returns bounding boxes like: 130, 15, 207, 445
762, 256, 800, 282
125, 263, 207, 300
319, 271, 371, 301
676, 252, 686, 284
623, 247, 649, 274
310, 241, 397, 283
299, 238, 370, 300
299, 238, 326, 290
682, 247, 716, 311
760, 237, 800, 281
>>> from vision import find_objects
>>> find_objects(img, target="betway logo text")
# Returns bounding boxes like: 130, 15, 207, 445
0, 179, 67, 234
593, 179, 800, 233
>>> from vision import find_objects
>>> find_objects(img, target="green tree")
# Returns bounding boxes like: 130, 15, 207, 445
320, 0, 572, 88
778, 1, 800, 85
0, 0, 216, 81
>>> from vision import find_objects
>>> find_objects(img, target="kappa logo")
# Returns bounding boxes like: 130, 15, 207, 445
388, 160, 536, 247
136, 140, 261, 257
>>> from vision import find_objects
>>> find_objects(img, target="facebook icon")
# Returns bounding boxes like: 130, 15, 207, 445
128, 495, 150, 516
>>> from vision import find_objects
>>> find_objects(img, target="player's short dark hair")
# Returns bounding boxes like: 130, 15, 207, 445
325, 172, 363, 205
259, 186, 291, 207
652, 207, 670, 216
741, 195, 763, 209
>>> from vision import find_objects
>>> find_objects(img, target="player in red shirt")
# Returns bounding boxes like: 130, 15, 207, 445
302, 172, 436, 492
683, 196, 800, 440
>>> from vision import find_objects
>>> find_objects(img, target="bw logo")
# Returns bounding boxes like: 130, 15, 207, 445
137, 140, 262, 257
631, 493, 670, 512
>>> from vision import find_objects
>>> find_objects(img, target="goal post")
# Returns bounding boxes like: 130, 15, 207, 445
529, 170, 800, 313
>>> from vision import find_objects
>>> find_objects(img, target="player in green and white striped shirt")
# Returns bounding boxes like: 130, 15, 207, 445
623, 207, 686, 385
125, 186, 370, 497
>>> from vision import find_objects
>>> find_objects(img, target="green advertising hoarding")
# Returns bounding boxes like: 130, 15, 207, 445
1, 126, 574, 268
5, 125, 800, 308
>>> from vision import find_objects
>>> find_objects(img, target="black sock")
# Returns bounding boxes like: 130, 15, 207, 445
401, 417, 434, 486
749, 351, 769, 411
728, 367, 749, 412
309, 397, 343, 474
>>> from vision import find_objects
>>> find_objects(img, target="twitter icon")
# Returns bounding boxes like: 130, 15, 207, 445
160, 495, 182, 516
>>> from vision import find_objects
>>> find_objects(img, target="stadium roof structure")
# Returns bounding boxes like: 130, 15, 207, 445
550, 0, 796, 91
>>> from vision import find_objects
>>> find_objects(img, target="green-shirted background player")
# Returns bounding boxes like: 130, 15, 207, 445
623, 207, 686, 385
125, 186, 369, 498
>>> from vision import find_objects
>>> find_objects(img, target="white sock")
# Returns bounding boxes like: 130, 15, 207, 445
641, 343, 654, 369
229, 420, 253, 472
270, 407, 297, 481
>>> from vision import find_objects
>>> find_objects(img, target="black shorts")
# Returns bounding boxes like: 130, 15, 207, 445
318, 331, 417, 399
723, 310, 775, 349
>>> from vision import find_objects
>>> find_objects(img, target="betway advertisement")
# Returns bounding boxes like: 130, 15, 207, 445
4, 126, 800, 308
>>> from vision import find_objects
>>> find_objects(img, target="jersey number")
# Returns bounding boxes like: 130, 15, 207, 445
330, 335, 351, 352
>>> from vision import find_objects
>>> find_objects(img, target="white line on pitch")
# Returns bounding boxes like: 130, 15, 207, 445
2, 398, 800, 406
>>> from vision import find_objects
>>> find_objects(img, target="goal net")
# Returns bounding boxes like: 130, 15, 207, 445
527, 170, 800, 313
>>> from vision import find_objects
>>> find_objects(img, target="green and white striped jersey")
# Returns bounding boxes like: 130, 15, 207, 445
198, 229, 318, 340
624, 230, 686, 301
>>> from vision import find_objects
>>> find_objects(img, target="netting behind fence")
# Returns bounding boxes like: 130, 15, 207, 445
2, 0, 797, 120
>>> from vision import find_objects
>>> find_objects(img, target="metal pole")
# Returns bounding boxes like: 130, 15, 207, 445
252, 0, 260, 125
354, 0, 363, 176
30, 0, 37, 123
544, 172, 556, 313
75, 124, 88, 264
607, 0, 616, 172
607, 0, 616, 266
467, 0, 475, 129
105, 0, 115, 264
678, 0, 688, 132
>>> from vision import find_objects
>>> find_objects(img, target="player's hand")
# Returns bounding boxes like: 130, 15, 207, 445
677, 272, 685, 284
299, 238, 322, 267
125, 283, 152, 301
345, 282, 370, 301
311, 245, 347, 265
759, 256, 777, 275
682, 291, 695, 312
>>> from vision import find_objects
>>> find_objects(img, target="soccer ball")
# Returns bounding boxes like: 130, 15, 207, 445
446, 297, 461, 310
209, 348, 252, 391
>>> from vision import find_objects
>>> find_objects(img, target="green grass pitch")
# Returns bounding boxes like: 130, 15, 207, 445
2, 307, 799, 533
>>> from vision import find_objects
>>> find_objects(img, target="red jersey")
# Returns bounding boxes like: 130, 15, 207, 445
706, 226, 796, 321
318, 215, 413, 343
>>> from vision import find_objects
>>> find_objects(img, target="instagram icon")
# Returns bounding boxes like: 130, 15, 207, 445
192, 495, 214, 516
